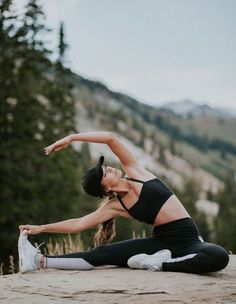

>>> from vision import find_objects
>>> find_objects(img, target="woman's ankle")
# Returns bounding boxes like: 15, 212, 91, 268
35, 253, 45, 269
40, 255, 45, 269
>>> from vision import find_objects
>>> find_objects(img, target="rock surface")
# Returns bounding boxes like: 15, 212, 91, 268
0, 255, 236, 304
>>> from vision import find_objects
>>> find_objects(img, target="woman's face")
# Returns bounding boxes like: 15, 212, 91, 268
100, 166, 122, 191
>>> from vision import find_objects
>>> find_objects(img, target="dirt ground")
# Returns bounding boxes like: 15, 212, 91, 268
0, 255, 235, 304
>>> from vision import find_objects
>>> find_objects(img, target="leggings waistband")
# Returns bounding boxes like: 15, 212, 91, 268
152, 217, 202, 242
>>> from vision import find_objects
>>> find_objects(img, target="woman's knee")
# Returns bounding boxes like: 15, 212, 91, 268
206, 245, 229, 271
215, 246, 229, 270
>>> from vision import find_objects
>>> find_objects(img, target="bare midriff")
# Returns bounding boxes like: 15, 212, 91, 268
153, 195, 190, 227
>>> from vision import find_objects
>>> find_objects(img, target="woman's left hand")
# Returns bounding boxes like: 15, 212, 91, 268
19, 224, 43, 235
44, 135, 72, 155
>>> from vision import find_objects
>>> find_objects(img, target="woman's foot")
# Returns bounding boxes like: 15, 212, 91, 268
18, 233, 44, 273
127, 249, 172, 271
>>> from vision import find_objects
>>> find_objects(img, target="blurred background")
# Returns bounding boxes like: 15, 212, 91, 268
1, 0, 236, 274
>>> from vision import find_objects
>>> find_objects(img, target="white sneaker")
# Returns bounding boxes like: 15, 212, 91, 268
18, 233, 44, 273
127, 249, 172, 271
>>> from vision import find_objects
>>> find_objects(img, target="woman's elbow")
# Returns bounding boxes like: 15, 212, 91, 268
106, 132, 116, 143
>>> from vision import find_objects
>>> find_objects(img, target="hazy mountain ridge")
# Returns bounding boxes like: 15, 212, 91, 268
160, 100, 236, 118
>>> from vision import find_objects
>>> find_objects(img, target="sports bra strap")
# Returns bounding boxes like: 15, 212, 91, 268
125, 177, 144, 184
117, 178, 144, 212
117, 195, 129, 211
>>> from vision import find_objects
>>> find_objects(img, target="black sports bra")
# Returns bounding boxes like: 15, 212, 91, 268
117, 177, 173, 225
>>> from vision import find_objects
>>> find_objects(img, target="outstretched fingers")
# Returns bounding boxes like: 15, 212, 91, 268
44, 143, 56, 155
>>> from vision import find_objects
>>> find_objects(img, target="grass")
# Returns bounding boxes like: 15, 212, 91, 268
46, 234, 84, 255
0, 255, 16, 275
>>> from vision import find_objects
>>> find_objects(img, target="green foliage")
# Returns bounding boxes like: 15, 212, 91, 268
0, 0, 82, 267
215, 175, 236, 252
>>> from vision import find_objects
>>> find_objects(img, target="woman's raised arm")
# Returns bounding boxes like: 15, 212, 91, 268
44, 131, 138, 167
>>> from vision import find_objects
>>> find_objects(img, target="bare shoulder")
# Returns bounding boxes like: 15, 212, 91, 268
102, 198, 123, 212
122, 162, 156, 181
101, 198, 133, 219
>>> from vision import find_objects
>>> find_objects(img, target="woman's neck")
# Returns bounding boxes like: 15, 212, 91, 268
113, 178, 131, 195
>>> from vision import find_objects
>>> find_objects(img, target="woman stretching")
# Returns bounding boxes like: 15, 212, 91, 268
19, 131, 229, 274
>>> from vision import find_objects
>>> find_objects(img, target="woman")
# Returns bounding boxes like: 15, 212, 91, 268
19, 131, 229, 274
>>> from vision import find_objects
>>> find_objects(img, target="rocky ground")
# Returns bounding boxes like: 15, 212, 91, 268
0, 255, 235, 304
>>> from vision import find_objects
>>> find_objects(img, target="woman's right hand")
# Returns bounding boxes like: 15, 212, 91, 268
44, 135, 72, 155
19, 224, 43, 235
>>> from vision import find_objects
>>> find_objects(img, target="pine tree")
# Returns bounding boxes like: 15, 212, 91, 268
11, 0, 80, 230
23, 0, 50, 50
58, 21, 68, 65
0, 1, 81, 271
0, 0, 28, 270
51, 21, 75, 136
38, 20, 81, 223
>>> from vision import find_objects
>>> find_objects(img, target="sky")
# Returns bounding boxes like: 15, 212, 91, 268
16, 0, 236, 110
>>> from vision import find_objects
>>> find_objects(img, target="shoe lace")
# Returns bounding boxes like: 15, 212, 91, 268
34, 242, 45, 253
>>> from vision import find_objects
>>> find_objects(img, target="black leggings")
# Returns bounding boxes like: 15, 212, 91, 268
47, 218, 229, 274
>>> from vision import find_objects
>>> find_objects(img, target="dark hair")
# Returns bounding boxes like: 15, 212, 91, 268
93, 192, 116, 247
